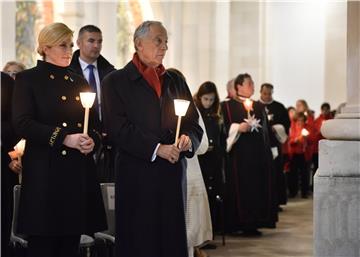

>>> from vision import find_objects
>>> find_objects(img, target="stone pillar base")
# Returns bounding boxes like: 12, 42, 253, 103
314, 140, 360, 257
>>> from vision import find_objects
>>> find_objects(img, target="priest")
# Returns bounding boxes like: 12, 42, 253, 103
222, 73, 278, 236
259, 83, 291, 208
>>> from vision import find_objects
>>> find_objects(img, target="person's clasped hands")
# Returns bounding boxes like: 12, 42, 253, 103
157, 134, 192, 164
63, 133, 95, 155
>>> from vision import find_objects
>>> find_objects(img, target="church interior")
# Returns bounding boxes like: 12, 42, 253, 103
1, 1, 359, 257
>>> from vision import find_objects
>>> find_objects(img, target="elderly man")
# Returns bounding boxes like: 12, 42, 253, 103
102, 21, 203, 257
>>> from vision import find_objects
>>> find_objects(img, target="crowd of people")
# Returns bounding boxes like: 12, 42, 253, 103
1, 20, 337, 257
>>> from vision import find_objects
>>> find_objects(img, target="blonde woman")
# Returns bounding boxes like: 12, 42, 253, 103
12, 22, 106, 257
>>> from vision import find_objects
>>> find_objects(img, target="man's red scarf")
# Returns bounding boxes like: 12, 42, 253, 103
132, 53, 165, 98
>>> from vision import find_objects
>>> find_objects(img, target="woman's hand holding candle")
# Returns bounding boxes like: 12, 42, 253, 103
63, 133, 94, 154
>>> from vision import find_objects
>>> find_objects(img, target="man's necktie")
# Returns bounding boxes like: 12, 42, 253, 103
87, 64, 100, 118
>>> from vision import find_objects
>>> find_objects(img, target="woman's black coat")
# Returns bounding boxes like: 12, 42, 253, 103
12, 60, 106, 236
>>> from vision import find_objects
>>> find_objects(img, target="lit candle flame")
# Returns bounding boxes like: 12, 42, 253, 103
14, 139, 26, 156
80, 92, 96, 108
301, 128, 309, 136
80, 92, 96, 134
174, 99, 190, 117
244, 98, 253, 112
174, 99, 190, 146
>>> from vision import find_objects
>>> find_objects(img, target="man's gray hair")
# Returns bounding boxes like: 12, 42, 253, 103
133, 20, 164, 50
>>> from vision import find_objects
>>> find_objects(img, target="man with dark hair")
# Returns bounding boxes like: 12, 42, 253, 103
259, 83, 291, 209
69, 25, 116, 183
234, 73, 252, 88
313, 102, 333, 175
222, 73, 278, 236
69, 24, 115, 122
260, 82, 273, 91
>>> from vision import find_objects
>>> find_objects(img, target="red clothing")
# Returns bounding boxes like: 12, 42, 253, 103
288, 121, 307, 155
313, 114, 334, 153
282, 139, 289, 155
282, 139, 291, 172
132, 53, 165, 98
304, 113, 315, 161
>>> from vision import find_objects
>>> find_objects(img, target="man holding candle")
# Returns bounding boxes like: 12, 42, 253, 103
222, 73, 278, 236
102, 21, 203, 257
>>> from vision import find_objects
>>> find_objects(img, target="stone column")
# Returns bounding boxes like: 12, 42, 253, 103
229, 2, 261, 98
61, 2, 84, 33
181, 2, 200, 91
314, 2, 360, 257
98, 2, 118, 67
212, 1, 231, 99
0, 1, 16, 65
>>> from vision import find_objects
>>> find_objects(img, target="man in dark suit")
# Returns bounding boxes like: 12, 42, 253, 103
102, 21, 203, 257
69, 25, 116, 182
259, 83, 291, 208
69, 24, 115, 122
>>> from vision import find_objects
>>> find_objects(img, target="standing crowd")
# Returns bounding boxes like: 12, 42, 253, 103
1, 20, 335, 257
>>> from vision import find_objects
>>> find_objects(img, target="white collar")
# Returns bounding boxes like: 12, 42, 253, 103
259, 98, 274, 105
236, 95, 253, 102
78, 57, 98, 71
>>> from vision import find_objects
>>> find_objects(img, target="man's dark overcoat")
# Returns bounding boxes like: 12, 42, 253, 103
102, 61, 203, 257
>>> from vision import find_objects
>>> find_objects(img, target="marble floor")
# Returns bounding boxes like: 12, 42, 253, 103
204, 196, 313, 257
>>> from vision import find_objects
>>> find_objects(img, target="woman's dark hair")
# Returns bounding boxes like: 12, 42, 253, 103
193, 81, 220, 119
287, 106, 295, 112
321, 102, 331, 111
294, 112, 307, 122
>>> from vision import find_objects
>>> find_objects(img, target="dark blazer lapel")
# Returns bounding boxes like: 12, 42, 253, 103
68, 50, 84, 78
125, 62, 160, 100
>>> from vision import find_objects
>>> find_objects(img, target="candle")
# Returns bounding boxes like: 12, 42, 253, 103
243, 98, 253, 118
301, 128, 309, 137
14, 139, 26, 184
173, 99, 190, 146
80, 92, 96, 134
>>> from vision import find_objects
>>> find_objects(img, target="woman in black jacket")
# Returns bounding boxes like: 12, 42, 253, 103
12, 22, 106, 257
194, 81, 225, 235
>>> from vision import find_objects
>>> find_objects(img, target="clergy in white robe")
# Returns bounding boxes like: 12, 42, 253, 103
186, 109, 213, 257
